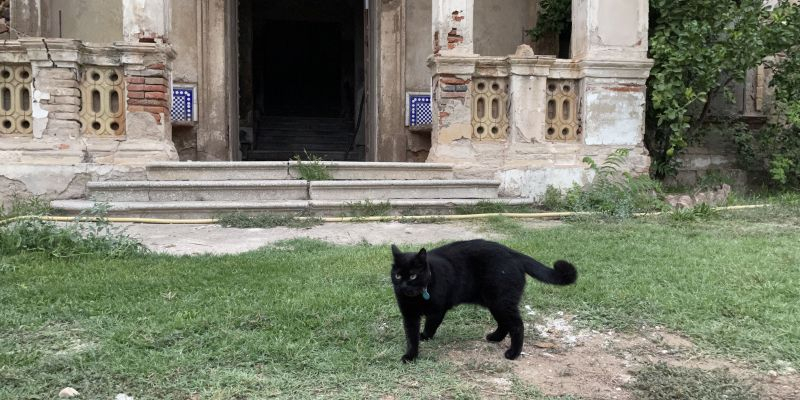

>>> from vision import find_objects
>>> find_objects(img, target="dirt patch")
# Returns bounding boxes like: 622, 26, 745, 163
121, 220, 560, 256
446, 313, 799, 400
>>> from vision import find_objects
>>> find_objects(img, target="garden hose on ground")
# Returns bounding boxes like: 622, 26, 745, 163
0, 204, 770, 226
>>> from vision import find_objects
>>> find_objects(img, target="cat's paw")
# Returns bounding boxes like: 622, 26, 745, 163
503, 348, 521, 360
401, 353, 417, 363
420, 332, 433, 341
486, 331, 506, 342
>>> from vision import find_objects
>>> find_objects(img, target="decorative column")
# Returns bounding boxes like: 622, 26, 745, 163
428, 0, 480, 165
572, 0, 653, 162
432, 0, 474, 56
122, 0, 170, 43
507, 45, 555, 143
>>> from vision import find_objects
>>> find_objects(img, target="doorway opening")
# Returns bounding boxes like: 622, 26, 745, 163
238, 0, 367, 161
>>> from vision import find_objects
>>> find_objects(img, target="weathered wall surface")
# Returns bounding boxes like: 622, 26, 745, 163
405, 0, 431, 93
377, 0, 407, 161
170, 2, 199, 83
41, 0, 123, 42
473, 0, 535, 57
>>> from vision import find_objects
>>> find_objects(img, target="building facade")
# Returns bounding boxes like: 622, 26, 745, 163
0, 0, 654, 206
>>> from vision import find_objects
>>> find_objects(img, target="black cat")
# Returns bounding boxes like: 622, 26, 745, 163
390, 239, 577, 362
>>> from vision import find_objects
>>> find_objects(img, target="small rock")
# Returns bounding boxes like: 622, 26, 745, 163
58, 387, 79, 398
115, 394, 134, 400
533, 341, 557, 349
768, 370, 779, 379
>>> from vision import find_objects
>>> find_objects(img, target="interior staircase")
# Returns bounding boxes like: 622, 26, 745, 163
246, 117, 359, 161
50, 162, 534, 219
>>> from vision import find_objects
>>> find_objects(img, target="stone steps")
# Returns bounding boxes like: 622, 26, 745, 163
146, 161, 455, 181
51, 198, 534, 219
245, 150, 351, 161
50, 161, 523, 219
87, 179, 499, 202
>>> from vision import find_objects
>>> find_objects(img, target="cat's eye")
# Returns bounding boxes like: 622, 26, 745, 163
409, 274, 417, 280
395, 274, 401, 279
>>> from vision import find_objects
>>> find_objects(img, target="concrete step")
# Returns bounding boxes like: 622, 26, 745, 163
51, 198, 534, 219
146, 162, 455, 181
88, 179, 497, 202
87, 180, 309, 202
309, 180, 499, 200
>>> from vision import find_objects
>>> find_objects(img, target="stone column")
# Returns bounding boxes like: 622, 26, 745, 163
20, 38, 84, 163
507, 45, 555, 143
572, 0, 653, 169
571, 0, 648, 61
432, 0, 474, 56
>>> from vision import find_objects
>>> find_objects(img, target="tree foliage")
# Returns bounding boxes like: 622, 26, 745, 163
647, 0, 800, 181
528, 0, 800, 186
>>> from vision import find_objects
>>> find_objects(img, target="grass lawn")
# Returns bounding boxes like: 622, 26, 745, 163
1, 207, 799, 399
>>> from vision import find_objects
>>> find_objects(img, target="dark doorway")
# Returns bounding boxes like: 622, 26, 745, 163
238, 0, 367, 161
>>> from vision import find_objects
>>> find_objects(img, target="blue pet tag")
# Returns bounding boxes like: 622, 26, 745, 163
422, 288, 430, 300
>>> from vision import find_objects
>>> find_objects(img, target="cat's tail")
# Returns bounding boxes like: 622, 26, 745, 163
518, 254, 577, 285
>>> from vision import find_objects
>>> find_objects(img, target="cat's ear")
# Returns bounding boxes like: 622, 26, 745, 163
391, 244, 402, 258
417, 248, 427, 259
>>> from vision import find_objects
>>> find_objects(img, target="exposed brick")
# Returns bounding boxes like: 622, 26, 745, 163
51, 96, 82, 106
128, 98, 168, 107
127, 91, 145, 99
126, 76, 145, 84
42, 104, 80, 113
34, 79, 79, 89
439, 77, 470, 85
126, 69, 165, 77
144, 84, 167, 92
43, 87, 80, 97
144, 77, 168, 86
440, 92, 468, 99
128, 105, 166, 114
126, 84, 145, 91
442, 85, 468, 92
51, 112, 80, 120
146, 63, 165, 70
153, 112, 162, 125
44, 119, 80, 129
145, 91, 166, 100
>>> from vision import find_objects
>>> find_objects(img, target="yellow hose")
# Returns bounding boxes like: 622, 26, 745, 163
0, 204, 770, 226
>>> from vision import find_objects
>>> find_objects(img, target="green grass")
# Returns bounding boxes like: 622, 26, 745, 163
216, 212, 323, 229
627, 363, 757, 400
1, 208, 799, 398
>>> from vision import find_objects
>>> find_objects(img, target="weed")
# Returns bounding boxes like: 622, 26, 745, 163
0, 194, 52, 218
670, 203, 720, 222
292, 151, 333, 181
345, 200, 392, 218
0, 202, 145, 258
695, 170, 734, 192
627, 363, 757, 400
556, 149, 668, 219
216, 212, 323, 229
541, 186, 566, 211
455, 201, 539, 215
